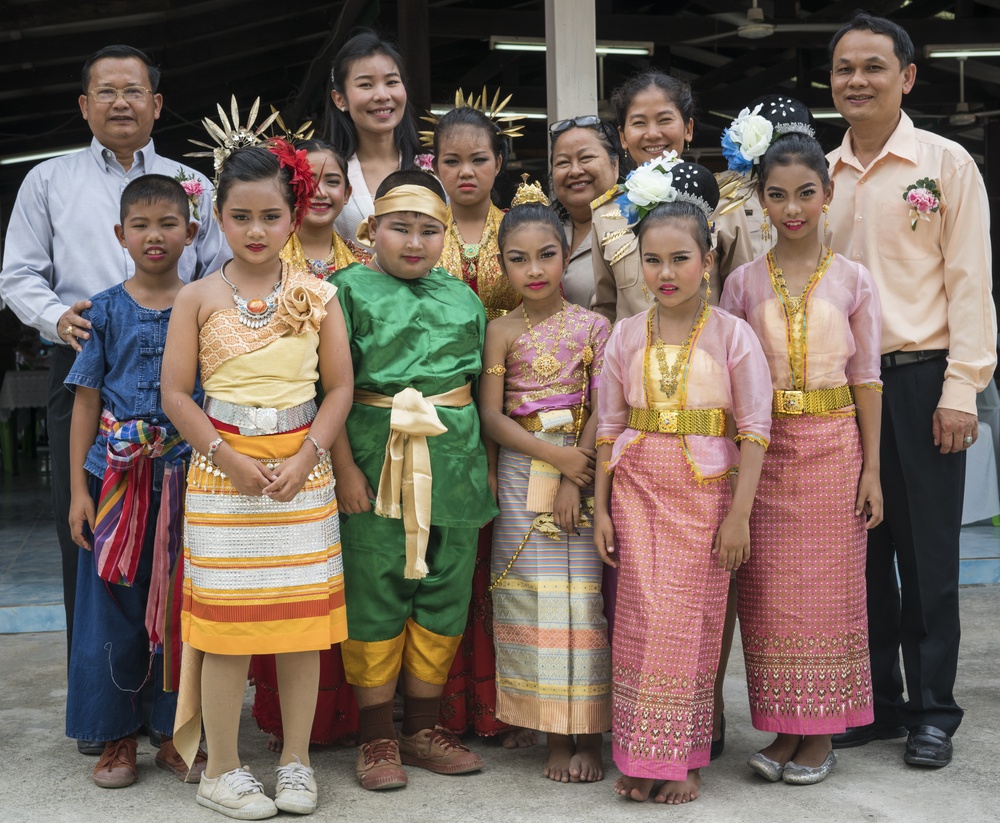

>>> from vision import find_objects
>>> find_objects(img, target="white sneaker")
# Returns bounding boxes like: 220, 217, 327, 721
197, 766, 277, 820
274, 756, 318, 814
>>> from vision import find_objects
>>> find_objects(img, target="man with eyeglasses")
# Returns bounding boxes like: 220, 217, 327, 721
0, 45, 226, 754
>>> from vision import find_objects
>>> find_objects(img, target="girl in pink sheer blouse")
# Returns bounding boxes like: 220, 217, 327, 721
720, 126, 882, 786
593, 162, 771, 804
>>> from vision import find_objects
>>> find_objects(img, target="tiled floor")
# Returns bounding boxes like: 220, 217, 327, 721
2, 452, 1000, 633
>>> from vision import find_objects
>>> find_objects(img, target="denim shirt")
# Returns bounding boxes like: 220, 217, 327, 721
65, 282, 203, 478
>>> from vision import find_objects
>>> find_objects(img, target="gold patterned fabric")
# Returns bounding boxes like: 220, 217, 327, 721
438, 204, 521, 315
280, 232, 368, 279
198, 263, 334, 382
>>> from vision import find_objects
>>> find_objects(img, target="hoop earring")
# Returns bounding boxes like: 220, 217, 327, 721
761, 208, 771, 244
703, 270, 711, 302
822, 203, 830, 242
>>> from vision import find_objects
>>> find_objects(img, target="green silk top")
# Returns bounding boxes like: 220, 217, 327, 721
333, 263, 498, 527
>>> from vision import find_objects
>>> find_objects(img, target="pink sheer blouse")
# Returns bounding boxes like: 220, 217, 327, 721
597, 306, 772, 481
720, 251, 882, 393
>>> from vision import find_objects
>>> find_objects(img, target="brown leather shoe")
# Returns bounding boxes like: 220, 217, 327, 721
355, 738, 408, 790
92, 736, 138, 788
155, 736, 207, 783
398, 725, 483, 775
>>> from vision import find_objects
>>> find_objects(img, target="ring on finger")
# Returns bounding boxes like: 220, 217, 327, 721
65, 324, 73, 335
964, 435, 974, 445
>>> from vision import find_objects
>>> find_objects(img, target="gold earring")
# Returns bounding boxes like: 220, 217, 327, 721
822, 203, 830, 242
761, 208, 771, 244
703, 271, 711, 302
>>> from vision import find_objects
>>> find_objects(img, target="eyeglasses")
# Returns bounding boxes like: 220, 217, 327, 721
89, 86, 152, 104
549, 115, 602, 136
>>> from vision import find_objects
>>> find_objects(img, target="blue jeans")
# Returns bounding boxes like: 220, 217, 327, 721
65, 468, 178, 741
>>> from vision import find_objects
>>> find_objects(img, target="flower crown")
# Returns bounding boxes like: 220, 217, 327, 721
616, 151, 712, 224
419, 86, 525, 148
718, 96, 816, 214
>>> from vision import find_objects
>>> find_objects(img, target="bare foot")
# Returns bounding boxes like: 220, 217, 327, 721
267, 734, 283, 753
654, 769, 701, 804
791, 734, 832, 767
500, 727, 538, 749
569, 734, 604, 783
759, 733, 801, 767
544, 734, 574, 782
613, 775, 654, 801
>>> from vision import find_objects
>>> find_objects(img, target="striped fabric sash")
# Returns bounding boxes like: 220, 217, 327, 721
93, 410, 190, 648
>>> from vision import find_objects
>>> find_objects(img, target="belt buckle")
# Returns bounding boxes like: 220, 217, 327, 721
777, 390, 804, 415
254, 407, 279, 434
658, 411, 678, 434
238, 406, 278, 435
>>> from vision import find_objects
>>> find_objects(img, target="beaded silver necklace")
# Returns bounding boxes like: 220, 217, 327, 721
220, 261, 282, 329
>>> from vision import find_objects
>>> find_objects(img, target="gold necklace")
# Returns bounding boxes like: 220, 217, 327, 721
652, 300, 709, 398
450, 216, 496, 283
522, 299, 567, 382
768, 246, 829, 315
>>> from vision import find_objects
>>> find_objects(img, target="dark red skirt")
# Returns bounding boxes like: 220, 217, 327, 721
439, 523, 509, 736
250, 646, 359, 744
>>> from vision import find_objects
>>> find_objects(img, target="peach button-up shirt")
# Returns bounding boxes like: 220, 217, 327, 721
827, 112, 996, 416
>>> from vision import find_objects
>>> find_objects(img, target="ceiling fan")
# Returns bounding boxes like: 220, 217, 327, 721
680, 1, 840, 46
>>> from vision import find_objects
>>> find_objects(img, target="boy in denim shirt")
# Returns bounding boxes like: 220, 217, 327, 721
65, 175, 206, 787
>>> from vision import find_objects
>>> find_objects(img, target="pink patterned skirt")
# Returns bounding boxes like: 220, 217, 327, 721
610, 434, 731, 780
738, 413, 874, 734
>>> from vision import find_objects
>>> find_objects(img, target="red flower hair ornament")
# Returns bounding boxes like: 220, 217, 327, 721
266, 137, 317, 227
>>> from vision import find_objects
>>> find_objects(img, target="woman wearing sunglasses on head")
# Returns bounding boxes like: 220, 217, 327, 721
548, 116, 621, 309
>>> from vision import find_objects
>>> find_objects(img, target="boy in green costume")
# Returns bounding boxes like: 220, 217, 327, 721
330, 170, 498, 791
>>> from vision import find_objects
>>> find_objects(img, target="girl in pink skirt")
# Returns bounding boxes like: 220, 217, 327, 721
720, 96, 882, 785
594, 160, 771, 804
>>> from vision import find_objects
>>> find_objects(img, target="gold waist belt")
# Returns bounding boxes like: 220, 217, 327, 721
513, 407, 588, 433
627, 407, 727, 437
772, 385, 854, 416
354, 384, 473, 580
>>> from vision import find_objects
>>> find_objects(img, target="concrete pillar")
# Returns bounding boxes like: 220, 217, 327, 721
545, 0, 598, 127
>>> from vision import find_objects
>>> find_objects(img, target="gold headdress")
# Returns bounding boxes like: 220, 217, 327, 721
419, 87, 525, 148
270, 106, 315, 143
510, 173, 549, 208
186, 96, 281, 183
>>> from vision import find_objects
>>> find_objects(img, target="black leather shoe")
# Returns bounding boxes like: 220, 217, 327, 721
77, 739, 104, 756
140, 723, 162, 749
710, 713, 726, 760
831, 723, 907, 749
904, 725, 953, 767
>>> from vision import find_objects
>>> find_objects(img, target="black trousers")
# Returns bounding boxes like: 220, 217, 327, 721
867, 358, 965, 735
47, 346, 78, 670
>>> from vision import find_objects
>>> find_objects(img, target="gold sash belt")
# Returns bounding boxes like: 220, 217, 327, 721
513, 407, 589, 433
627, 407, 728, 437
772, 385, 854, 416
354, 384, 473, 579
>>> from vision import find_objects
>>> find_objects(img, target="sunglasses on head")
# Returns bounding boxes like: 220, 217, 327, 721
548, 115, 602, 136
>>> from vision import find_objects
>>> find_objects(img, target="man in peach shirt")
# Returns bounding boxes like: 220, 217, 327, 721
825, 13, 996, 769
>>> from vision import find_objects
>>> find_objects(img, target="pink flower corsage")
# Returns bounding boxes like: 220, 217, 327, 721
174, 169, 204, 221
414, 153, 435, 172
903, 177, 941, 231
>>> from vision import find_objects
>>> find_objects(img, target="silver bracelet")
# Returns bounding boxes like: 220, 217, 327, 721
304, 434, 328, 462
206, 437, 225, 466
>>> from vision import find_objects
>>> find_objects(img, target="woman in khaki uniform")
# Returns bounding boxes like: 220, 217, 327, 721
592, 70, 767, 324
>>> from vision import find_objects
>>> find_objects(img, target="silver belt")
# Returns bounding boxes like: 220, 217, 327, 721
203, 397, 316, 436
